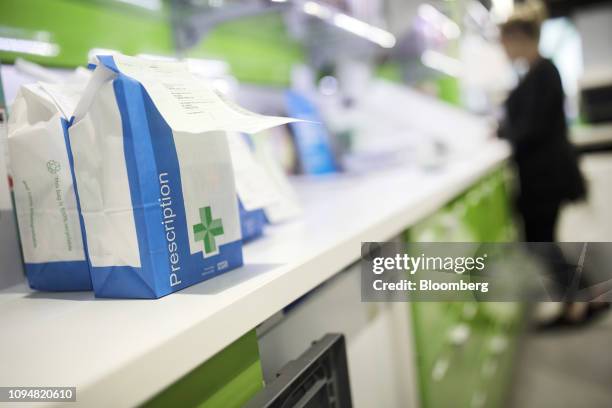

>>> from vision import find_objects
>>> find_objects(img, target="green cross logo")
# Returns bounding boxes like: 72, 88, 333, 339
193, 206, 224, 255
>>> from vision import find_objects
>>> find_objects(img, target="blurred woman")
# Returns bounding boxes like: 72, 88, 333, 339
497, 5, 609, 326
498, 8, 585, 241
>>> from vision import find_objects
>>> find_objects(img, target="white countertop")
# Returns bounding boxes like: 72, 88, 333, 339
0, 141, 510, 408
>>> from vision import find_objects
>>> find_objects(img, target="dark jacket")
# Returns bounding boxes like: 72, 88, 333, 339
499, 58, 586, 205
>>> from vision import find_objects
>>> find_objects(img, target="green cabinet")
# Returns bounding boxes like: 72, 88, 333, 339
143, 330, 263, 408
408, 167, 523, 408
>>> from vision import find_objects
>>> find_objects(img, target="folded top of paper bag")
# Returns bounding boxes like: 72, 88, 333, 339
74, 54, 298, 134
8, 82, 84, 131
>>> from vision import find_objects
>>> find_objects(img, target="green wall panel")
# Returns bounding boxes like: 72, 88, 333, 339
1, 2, 304, 85
187, 13, 304, 86
436, 75, 461, 107
375, 61, 403, 83
143, 330, 263, 408
0, 0, 173, 67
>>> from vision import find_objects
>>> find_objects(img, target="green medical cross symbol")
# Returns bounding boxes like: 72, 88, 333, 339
193, 206, 224, 255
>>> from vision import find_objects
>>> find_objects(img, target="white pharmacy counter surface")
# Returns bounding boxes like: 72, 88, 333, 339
572, 123, 612, 149
0, 141, 510, 407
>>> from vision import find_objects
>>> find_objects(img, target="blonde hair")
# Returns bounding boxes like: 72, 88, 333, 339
512, 0, 548, 25
500, 1, 548, 40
